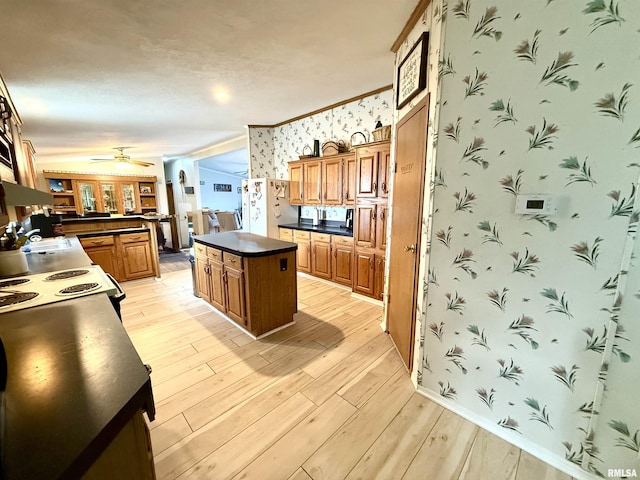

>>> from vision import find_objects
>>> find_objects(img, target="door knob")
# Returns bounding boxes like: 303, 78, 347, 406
403, 244, 416, 253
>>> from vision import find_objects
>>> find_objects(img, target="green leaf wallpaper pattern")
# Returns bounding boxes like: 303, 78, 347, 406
595, 83, 632, 121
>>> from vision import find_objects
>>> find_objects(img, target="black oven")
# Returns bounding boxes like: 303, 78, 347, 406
105, 273, 126, 321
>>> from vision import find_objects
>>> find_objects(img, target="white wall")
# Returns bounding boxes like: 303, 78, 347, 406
198, 167, 243, 213
164, 157, 197, 248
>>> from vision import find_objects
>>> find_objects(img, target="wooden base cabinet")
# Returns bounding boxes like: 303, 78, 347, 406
80, 236, 119, 280
194, 240, 297, 337
374, 256, 385, 301
353, 250, 375, 296
332, 240, 354, 287
311, 233, 332, 280
293, 231, 312, 273
120, 232, 155, 280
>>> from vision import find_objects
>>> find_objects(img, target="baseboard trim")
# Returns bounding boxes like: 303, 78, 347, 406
415, 386, 600, 480
349, 292, 383, 306
296, 272, 352, 291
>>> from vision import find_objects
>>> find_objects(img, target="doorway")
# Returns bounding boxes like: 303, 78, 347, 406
387, 94, 430, 370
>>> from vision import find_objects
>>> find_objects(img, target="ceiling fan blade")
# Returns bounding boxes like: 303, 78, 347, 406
129, 160, 154, 167
90, 158, 114, 162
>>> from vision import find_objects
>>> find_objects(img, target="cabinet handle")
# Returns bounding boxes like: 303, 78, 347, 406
369, 258, 374, 268
372, 211, 376, 220
373, 182, 377, 192
382, 182, 387, 193
93, 240, 104, 245
380, 210, 385, 221
129, 236, 141, 241
403, 244, 416, 253
324, 192, 327, 200
334, 250, 337, 258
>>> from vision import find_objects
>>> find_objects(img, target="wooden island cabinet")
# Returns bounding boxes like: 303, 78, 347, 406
194, 232, 298, 337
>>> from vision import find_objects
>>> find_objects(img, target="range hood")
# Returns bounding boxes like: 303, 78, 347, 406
0, 181, 54, 206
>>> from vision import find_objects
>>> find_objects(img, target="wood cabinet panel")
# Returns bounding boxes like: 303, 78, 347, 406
332, 243, 353, 286
322, 157, 343, 205
353, 250, 375, 296
296, 239, 311, 273
311, 240, 332, 280
120, 232, 150, 244
279, 228, 293, 242
223, 252, 243, 270
378, 148, 391, 198
354, 203, 376, 248
289, 163, 303, 205
303, 161, 322, 205
224, 266, 246, 326
343, 156, 357, 206
356, 149, 378, 198
376, 204, 388, 252
122, 241, 154, 280
195, 255, 211, 302
80, 236, 115, 248
374, 256, 385, 301
209, 260, 225, 311
84, 245, 119, 280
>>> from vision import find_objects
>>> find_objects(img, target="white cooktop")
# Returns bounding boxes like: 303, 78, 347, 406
0, 265, 117, 314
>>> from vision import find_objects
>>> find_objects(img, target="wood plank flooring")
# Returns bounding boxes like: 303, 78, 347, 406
121, 268, 575, 480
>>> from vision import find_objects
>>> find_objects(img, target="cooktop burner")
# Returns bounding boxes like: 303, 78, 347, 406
0, 292, 39, 308
56, 282, 100, 296
45, 269, 90, 281
0, 278, 31, 288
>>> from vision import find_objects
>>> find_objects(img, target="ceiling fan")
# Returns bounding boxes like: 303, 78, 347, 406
91, 147, 154, 168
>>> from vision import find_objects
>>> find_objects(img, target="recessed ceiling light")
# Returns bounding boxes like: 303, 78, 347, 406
23, 99, 46, 114
213, 89, 230, 102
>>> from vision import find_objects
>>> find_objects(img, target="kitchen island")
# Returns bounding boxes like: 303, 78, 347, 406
0, 239, 155, 479
193, 231, 298, 337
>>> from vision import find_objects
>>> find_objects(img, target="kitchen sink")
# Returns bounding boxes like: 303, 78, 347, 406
27, 238, 71, 253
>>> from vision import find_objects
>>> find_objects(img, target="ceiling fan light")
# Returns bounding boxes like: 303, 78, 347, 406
114, 160, 132, 169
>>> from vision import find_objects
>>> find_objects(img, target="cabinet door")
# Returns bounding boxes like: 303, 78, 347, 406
224, 266, 247, 326
296, 239, 312, 273
289, 163, 304, 205
304, 160, 322, 205
353, 250, 375, 296
354, 203, 376, 248
375, 204, 388, 252
209, 260, 225, 311
122, 241, 155, 280
75, 180, 100, 214
100, 182, 119, 214
332, 245, 353, 286
374, 256, 385, 301
120, 182, 138, 214
311, 241, 332, 279
195, 255, 211, 303
377, 146, 391, 198
322, 157, 343, 205
343, 156, 357, 206
356, 148, 378, 198
85, 245, 119, 280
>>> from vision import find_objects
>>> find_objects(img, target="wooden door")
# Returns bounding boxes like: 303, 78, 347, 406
356, 148, 378, 198
354, 203, 376, 248
311, 241, 332, 279
343, 156, 357, 205
224, 266, 246, 326
209, 260, 225, 311
376, 203, 389, 252
387, 95, 429, 370
377, 146, 391, 198
322, 157, 343, 205
85, 245, 119, 280
296, 239, 311, 273
374, 255, 385, 301
304, 160, 322, 205
122, 241, 154, 279
332, 244, 353, 286
353, 250, 375, 296
195, 255, 211, 302
289, 163, 304, 205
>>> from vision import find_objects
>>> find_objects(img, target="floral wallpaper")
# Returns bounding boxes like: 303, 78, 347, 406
399, 0, 640, 478
300, 205, 348, 222
248, 91, 394, 179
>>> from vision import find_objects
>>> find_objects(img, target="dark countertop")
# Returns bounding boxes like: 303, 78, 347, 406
194, 231, 297, 257
278, 222, 353, 237
0, 295, 154, 480
0, 236, 155, 479
76, 227, 150, 238
61, 215, 161, 224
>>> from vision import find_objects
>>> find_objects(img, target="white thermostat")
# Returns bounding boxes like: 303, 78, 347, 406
515, 194, 554, 215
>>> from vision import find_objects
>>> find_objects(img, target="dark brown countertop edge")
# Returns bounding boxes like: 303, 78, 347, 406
76, 227, 150, 238
193, 233, 297, 258
61, 215, 161, 224
278, 223, 353, 238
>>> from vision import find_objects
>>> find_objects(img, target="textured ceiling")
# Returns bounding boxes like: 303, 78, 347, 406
0, 0, 414, 169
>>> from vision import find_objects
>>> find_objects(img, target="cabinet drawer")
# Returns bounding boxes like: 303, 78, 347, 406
80, 235, 115, 248
223, 252, 243, 269
311, 232, 331, 243
194, 242, 207, 257
120, 232, 150, 244
294, 230, 311, 241
333, 235, 353, 246
279, 228, 293, 241
207, 247, 223, 261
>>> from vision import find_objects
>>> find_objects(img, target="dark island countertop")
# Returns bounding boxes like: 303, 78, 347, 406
278, 222, 353, 237
194, 231, 297, 257
0, 236, 155, 479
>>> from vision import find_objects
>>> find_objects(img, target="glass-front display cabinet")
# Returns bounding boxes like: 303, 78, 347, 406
121, 183, 137, 214
76, 181, 99, 213
100, 182, 118, 214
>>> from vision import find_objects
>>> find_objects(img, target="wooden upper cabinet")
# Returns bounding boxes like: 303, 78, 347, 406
289, 163, 304, 205
356, 141, 391, 199
304, 160, 322, 205
343, 155, 357, 206
322, 157, 343, 205
375, 203, 388, 252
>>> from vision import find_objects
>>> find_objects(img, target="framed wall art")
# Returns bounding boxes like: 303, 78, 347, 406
214, 183, 232, 192
396, 32, 429, 110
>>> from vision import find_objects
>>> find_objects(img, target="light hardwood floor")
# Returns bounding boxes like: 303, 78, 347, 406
121, 269, 575, 480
